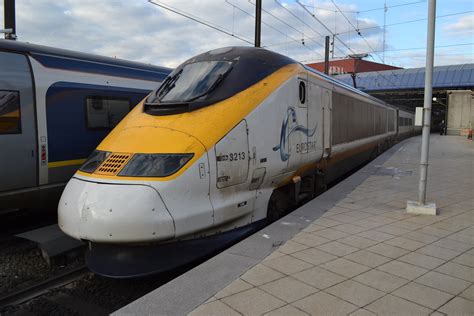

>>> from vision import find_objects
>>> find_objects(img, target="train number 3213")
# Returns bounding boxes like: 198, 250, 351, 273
217, 152, 247, 162
229, 152, 246, 161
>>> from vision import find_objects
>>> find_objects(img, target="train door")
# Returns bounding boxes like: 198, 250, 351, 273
210, 120, 255, 226
0, 51, 37, 192
305, 82, 323, 163
322, 88, 332, 158
284, 76, 308, 172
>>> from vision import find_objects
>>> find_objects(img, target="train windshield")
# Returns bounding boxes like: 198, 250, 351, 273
148, 61, 233, 104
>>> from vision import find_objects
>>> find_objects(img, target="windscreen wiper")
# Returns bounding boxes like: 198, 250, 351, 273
186, 65, 234, 102
146, 69, 183, 105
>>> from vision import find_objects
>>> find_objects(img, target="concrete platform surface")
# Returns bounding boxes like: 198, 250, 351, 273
116, 135, 474, 316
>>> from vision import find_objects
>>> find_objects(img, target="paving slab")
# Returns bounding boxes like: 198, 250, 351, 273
115, 135, 474, 315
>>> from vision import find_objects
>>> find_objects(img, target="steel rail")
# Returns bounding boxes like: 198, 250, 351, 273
0, 265, 89, 307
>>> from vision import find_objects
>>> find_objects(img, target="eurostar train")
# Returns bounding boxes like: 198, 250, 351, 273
0, 40, 171, 213
58, 47, 419, 277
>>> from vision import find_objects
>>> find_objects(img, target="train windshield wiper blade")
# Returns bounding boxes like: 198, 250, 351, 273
186, 65, 233, 102
158, 72, 181, 98
147, 70, 183, 105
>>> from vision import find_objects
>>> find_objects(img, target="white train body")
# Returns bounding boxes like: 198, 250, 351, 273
58, 47, 418, 277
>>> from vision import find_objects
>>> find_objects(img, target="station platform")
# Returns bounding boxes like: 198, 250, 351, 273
115, 135, 473, 316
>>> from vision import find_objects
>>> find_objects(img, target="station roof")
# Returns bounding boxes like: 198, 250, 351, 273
335, 64, 474, 91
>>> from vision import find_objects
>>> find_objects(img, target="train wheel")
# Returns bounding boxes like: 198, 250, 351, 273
266, 191, 287, 224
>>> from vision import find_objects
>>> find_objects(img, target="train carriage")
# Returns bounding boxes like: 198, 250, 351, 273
58, 46, 419, 277
0, 40, 171, 213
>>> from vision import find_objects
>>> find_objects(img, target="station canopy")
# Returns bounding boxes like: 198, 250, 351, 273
335, 63, 474, 91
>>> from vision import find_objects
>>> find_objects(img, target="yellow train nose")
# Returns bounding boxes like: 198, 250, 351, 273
98, 125, 205, 156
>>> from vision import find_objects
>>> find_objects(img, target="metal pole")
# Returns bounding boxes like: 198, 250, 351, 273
331, 35, 335, 59
4, 0, 16, 40
324, 36, 330, 75
383, 1, 387, 63
418, 0, 436, 205
254, 0, 262, 47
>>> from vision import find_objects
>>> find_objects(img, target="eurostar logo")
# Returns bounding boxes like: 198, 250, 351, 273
273, 106, 317, 162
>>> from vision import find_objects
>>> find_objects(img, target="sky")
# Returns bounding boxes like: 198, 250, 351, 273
0, 0, 473, 69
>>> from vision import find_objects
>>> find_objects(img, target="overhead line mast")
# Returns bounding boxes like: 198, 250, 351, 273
3, 0, 16, 40
255, 0, 262, 47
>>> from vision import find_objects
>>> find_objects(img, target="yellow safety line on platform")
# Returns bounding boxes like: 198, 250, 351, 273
48, 158, 86, 168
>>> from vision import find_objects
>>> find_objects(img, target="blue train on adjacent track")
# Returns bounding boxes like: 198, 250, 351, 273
0, 40, 171, 213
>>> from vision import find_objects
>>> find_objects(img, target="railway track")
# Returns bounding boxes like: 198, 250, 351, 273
0, 265, 89, 307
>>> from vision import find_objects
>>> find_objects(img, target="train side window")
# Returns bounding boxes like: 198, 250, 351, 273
299, 81, 306, 105
86, 96, 130, 129
0, 90, 21, 134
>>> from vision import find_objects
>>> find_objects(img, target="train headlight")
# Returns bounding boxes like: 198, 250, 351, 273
118, 154, 194, 177
79, 150, 111, 173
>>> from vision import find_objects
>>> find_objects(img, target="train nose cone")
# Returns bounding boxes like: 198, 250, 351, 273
58, 178, 175, 243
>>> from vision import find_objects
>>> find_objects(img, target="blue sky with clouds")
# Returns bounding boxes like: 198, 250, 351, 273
354, 0, 473, 66
0, 0, 472, 68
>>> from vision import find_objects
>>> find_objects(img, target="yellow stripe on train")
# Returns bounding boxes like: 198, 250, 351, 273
48, 158, 86, 168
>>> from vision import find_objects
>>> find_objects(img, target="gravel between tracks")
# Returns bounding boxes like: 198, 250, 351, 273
0, 237, 84, 298
0, 269, 181, 315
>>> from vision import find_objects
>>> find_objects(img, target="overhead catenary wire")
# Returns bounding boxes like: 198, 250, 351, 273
336, 10, 474, 36
358, 0, 427, 13
272, 0, 324, 37
384, 52, 474, 58
372, 42, 474, 53
296, 0, 357, 56
264, 10, 473, 52
147, 0, 253, 45
302, 1, 426, 14
329, 0, 385, 63
272, 0, 347, 56
147, 0, 469, 88
294, 1, 401, 89
226, 0, 325, 58
247, 0, 326, 54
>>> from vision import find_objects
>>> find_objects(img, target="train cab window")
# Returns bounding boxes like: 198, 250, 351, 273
86, 97, 130, 129
299, 81, 306, 105
0, 90, 21, 134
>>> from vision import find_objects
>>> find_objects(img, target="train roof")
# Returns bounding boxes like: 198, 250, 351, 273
303, 64, 395, 109
189, 46, 392, 108
0, 40, 171, 81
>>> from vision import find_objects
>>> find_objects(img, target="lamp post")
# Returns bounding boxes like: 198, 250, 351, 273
406, 0, 437, 215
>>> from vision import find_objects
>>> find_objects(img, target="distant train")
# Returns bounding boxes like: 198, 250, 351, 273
58, 47, 420, 277
0, 40, 171, 213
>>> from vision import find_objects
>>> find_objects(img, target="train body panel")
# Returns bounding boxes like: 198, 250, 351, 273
0, 51, 37, 193
57, 46, 420, 277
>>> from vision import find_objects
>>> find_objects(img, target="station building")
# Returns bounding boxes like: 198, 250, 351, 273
306, 57, 401, 75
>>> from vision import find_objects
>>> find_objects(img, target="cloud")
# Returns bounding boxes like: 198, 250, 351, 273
0, 0, 386, 67
1, 0, 468, 68
443, 14, 474, 36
